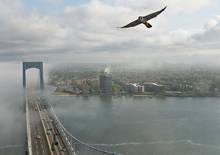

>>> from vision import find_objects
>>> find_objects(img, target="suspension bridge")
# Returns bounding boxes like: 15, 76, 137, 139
24, 62, 122, 155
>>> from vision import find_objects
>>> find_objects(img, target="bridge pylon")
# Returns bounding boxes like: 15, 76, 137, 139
22, 62, 44, 89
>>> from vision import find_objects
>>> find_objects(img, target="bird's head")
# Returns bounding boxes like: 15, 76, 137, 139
138, 16, 144, 22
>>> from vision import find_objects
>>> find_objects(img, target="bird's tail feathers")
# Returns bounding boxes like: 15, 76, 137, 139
144, 22, 152, 28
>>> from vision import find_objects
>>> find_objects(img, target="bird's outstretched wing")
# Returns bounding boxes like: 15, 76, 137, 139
143, 6, 167, 21
121, 19, 141, 28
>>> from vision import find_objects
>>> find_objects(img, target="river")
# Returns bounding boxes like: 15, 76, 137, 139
0, 63, 25, 155
46, 92, 220, 155
1, 62, 220, 155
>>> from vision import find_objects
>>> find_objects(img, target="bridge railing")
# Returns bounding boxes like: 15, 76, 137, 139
41, 98, 122, 155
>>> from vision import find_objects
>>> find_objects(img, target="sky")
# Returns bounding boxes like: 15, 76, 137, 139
0, 0, 220, 66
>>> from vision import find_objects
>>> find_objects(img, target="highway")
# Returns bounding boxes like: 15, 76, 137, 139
29, 98, 51, 155
28, 96, 72, 155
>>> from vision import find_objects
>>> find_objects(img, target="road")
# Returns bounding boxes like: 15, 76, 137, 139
29, 98, 51, 155
28, 96, 73, 155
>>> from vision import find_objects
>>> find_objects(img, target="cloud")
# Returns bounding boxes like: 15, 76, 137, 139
204, 19, 218, 29
0, 0, 68, 60
0, 0, 219, 65
41, 0, 63, 4
193, 15, 220, 44
110, 0, 216, 13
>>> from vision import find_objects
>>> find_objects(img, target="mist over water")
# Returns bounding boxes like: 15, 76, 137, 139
0, 63, 25, 155
2, 62, 220, 155
46, 93, 220, 155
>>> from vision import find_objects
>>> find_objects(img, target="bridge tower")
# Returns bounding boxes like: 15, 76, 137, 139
22, 62, 44, 89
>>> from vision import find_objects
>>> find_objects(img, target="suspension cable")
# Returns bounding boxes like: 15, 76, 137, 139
45, 99, 122, 155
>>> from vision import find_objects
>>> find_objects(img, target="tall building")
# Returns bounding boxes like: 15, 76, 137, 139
99, 74, 112, 95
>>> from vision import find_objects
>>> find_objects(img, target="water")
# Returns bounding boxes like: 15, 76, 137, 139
1, 62, 220, 155
47, 93, 220, 155
0, 62, 49, 155
0, 63, 26, 155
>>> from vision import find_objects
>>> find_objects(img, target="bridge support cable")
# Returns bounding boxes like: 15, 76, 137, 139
37, 100, 76, 155
41, 98, 122, 155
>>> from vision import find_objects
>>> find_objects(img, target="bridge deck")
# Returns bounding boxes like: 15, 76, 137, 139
27, 96, 72, 155
29, 98, 51, 155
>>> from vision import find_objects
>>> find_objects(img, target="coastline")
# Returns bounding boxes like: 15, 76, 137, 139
53, 92, 78, 96
53, 91, 220, 98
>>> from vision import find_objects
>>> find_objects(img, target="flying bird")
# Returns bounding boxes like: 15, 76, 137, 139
121, 6, 167, 29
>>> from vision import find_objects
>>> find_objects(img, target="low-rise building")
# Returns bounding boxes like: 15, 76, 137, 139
144, 82, 165, 93
138, 85, 145, 93
127, 83, 145, 93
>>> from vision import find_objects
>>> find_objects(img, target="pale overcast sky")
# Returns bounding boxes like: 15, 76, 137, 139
0, 0, 220, 66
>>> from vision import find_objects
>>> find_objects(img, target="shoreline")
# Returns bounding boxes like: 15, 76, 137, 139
53, 91, 220, 98
53, 92, 78, 96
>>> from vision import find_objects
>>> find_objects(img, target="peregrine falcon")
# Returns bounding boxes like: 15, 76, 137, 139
121, 6, 167, 29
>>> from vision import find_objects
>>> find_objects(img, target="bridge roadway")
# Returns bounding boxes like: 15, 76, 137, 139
28, 96, 73, 155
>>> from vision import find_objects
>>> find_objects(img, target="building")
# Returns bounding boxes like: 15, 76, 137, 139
144, 82, 165, 93
138, 85, 145, 93
127, 83, 145, 94
99, 74, 112, 95
127, 83, 138, 93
